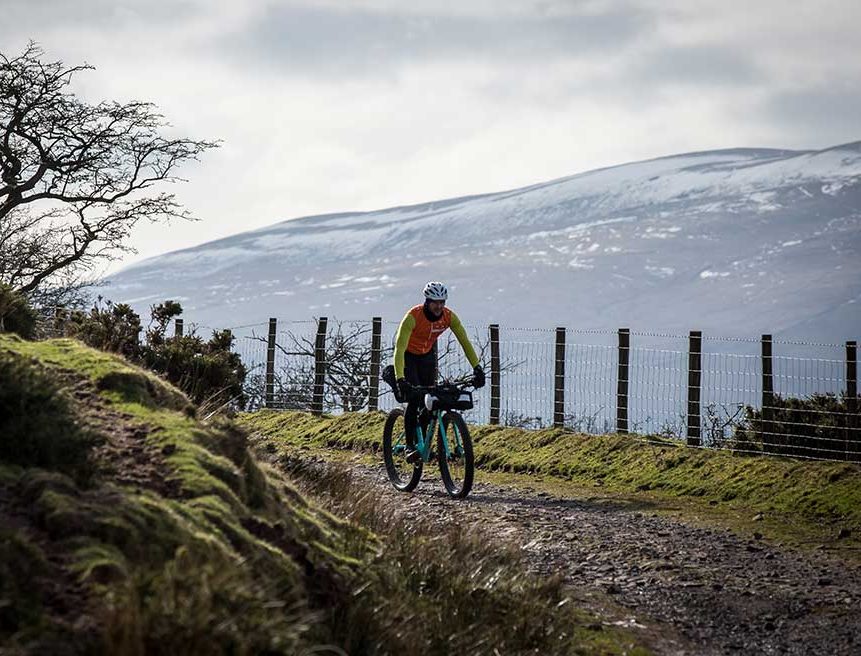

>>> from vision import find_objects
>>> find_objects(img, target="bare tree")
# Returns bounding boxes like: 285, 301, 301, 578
703, 402, 746, 448
250, 320, 373, 412
323, 320, 374, 411
0, 43, 217, 301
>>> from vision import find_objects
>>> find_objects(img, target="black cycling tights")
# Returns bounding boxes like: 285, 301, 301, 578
404, 349, 436, 447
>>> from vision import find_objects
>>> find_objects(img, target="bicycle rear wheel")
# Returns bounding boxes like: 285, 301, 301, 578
383, 408, 422, 492
437, 411, 474, 498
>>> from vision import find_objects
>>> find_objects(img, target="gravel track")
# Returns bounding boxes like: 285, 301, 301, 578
349, 460, 861, 655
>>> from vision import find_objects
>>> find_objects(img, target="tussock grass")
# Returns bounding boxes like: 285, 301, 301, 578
271, 455, 650, 656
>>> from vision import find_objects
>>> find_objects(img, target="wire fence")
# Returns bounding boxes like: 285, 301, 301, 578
207, 315, 859, 463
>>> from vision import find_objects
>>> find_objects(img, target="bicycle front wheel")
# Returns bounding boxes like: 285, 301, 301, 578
382, 408, 422, 492
437, 411, 474, 499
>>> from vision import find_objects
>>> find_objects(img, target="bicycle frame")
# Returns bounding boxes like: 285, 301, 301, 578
383, 376, 476, 498
394, 407, 464, 463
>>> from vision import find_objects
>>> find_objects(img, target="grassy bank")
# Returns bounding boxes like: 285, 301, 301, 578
0, 336, 647, 655
239, 409, 861, 545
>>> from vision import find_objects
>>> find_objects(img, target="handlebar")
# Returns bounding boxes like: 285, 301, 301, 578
408, 376, 475, 393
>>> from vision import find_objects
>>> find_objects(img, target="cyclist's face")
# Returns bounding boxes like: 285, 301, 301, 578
427, 299, 445, 314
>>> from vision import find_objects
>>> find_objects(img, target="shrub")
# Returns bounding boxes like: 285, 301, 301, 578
142, 328, 246, 408
64, 297, 143, 359
61, 299, 246, 409
144, 299, 183, 348
734, 393, 861, 461
0, 284, 38, 339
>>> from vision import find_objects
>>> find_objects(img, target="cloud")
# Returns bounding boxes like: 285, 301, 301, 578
759, 84, 861, 146
629, 44, 763, 87
1, 0, 200, 32
214, 1, 656, 78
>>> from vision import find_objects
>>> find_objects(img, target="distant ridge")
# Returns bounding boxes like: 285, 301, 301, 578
107, 142, 861, 341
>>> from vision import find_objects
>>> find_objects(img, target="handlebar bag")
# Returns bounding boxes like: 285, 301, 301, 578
424, 387, 473, 411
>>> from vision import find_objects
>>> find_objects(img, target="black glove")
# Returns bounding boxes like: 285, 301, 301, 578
472, 365, 486, 389
397, 378, 412, 402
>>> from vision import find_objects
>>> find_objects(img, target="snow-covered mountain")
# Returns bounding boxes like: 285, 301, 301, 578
107, 142, 861, 341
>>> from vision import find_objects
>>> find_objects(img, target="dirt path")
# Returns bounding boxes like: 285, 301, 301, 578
346, 460, 861, 655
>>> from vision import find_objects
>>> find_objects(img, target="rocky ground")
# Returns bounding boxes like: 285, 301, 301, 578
341, 460, 861, 656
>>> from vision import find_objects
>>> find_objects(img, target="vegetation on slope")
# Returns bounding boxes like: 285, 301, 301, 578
0, 336, 646, 655
0, 336, 366, 654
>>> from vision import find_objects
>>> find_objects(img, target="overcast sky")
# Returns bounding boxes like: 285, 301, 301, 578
4, 0, 860, 272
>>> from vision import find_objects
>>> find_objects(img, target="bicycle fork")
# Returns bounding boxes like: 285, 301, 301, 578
432, 414, 464, 461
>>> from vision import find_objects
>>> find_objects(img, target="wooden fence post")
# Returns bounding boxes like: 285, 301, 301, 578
312, 317, 328, 415
265, 318, 277, 408
761, 334, 774, 451
687, 330, 702, 447
554, 327, 566, 428
53, 306, 66, 337
490, 324, 501, 425
847, 340, 858, 461
368, 317, 382, 412
616, 328, 630, 434
174, 318, 184, 337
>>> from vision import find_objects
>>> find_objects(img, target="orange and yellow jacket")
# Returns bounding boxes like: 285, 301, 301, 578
394, 304, 479, 378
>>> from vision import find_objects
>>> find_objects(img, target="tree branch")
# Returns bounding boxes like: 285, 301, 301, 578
0, 43, 218, 300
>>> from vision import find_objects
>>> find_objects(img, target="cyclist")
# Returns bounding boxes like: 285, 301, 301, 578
394, 281, 485, 462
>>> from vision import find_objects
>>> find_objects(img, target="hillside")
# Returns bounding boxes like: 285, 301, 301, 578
0, 335, 370, 653
0, 335, 646, 655
106, 142, 861, 340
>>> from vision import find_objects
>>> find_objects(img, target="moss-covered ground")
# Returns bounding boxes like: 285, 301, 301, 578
0, 335, 648, 655
238, 409, 861, 552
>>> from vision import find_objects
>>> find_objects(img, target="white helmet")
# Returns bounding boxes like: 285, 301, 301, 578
423, 281, 448, 301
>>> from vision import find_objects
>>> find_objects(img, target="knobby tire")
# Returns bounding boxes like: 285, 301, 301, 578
383, 407, 422, 492
437, 411, 474, 498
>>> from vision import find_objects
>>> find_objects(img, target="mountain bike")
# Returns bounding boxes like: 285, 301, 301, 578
382, 376, 475, 499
